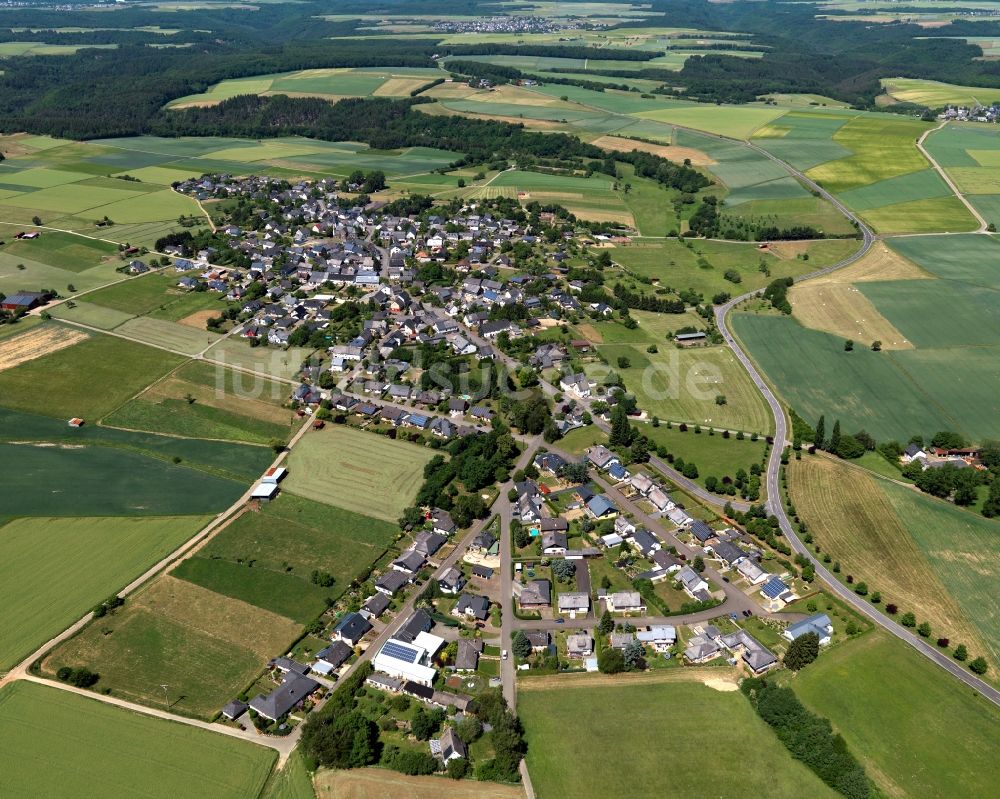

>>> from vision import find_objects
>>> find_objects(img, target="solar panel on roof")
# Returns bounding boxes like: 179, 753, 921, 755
381, 640, 419, 663
761, 577, 787, 599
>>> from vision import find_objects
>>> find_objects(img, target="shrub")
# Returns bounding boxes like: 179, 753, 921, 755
969, 657, 989, 675
900, 612, 917, 627
936, 638, 950, 648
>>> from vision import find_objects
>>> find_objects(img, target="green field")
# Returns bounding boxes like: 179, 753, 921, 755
860, 195, 978, 234
519, 675, 838, 799
794, 633, 1000, 799
0, 331, 184, 420
637, 421, 767, 487
85, 272, 219, 317
0, 406, 274, 481
924, 123, 1000, 225
204, 337, 317, 381
732, 313, 1000, 441
48, 575, 301, 719
260, 751, 315, 799
882, 481, 1000, 664
611, 237, 857, 298
0, 442, 248, 517
881, 76, 1000, 107
594, 343, 775, 434
174, 492, 397, 621
0, 229, 117, 271
0, 515, 208, 670
283, 426, 437, 522
0, 682, 276, 799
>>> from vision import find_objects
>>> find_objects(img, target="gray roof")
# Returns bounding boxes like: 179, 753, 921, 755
249, 673, 319, 721
334, 612, 373, 643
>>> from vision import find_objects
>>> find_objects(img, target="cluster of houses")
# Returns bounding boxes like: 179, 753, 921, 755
938, 104, 1000, 123
900, 442, 985, 472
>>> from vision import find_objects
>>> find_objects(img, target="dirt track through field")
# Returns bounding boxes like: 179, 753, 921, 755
0, 326, 87, 373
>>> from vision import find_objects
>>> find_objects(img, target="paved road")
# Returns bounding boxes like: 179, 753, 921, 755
712, 139, 1000, 708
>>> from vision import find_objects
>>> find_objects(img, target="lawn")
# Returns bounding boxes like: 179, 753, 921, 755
0, 331, 184, 420
793, 632, 1000, 799
0, 682, 276, 799
0, 442, 248, 517
174, 493, 397, 621
204, 337, 317, 381
47, 575, 300, 719
637, 421, 767, 486
104, 360, 295, 445
593, 343, 774, 434
787, 455, 991, 664
283, 425, 437, 522
85, 272, 203, 316
519, 672, 838, 799
0, 515, 208, 670
557, 424, 608, 454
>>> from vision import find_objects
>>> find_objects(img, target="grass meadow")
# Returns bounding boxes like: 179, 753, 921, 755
0, 681, 276, 799
787, 455, 992, 665
47, 575, 300, 719
0, 330, 184, 419
594, 342, 775, 434
638, 421, 768, 485
793, 632, 1000, 799
881, 76, 1000, 107
0, 515, 208, 669
519, 673, 839, 799
283, 425, 437, 522
174, 492, 398, 621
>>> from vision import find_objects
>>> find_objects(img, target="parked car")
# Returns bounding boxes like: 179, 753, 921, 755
501, 650, 508, 660
555, 618, 564, 625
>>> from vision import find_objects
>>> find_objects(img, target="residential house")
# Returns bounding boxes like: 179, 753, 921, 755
557, 592, 590, 616
454, 638, 483, 672
249, 672, 320, 722
637, 626, 676, 652
737, 558, 770, 586
362, 593, 390, 619
375, 569, 410, 597
454, 593, 490, 622
438, 567, 466, 595
676, 566, 709, 598
783, 614, 834, 646
605, 591, 646, 614
432, 728, 468, 763
541, 531, 568, 555
517, 579, 551, 610
720, 630, 777, 674
585, 445, 619, 471
333, 612, 372, 646
566, 634, 593, 658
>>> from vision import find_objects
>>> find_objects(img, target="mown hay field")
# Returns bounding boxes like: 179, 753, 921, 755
283, 425, 437, 522
46, 575, 301, 719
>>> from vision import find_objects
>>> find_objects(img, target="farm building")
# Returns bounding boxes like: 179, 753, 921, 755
1, 290, 47, 311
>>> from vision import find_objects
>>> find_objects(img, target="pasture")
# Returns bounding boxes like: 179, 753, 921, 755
0, 682, 276, 799
0, 442, 248, 517
47, 575, 301, 719
518, 672, 838, 799
105, 360, 294, 445
175, 493, 397, 621
0, 331, 184, 419
793, 632, 1000, 799
283, 425, 437, 522
594, 343, 774, 434
787, 455, 990, 663
732, 313, 1000, 440
0, 515, 208, 670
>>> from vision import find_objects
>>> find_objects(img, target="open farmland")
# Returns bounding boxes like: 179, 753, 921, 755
0, 331, 184, 419
46, 575, 301, 719
922, 123, 1000, 225
594, 343, 774, 434
732, 312, 1000, 441
881, 481, 1000, 664
0, 515, 208, 670
173, 493, 396, 621
0, 682, 276, 799
0, 442, 248, 517
283, 425, 437, 521
787, 455, 991, 664
167, 67, 444, 107
315, 769, 524, 799
881, 76, 1000, 107
0, 324, 88, 372
519, 671, 838, 799
104, 360, 294, 445
203, 337, 317, 381
793, 632, 1000, 799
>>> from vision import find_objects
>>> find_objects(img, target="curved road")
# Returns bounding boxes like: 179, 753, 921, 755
715, 138, 1000, 707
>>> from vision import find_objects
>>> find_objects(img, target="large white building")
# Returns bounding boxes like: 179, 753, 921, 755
371, 634, 444, 686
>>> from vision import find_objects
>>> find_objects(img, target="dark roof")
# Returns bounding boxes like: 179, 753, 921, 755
455, 593, 490, 621
317, 640, 353, 669
334, 612, 373, 642
221, 699, 248, 719
403, 680, 435, 700
397, 609, 433, 643
249, 673, 319, 720
363, 593, 390, 617
376, 569, 410, 594
690, 520, 714, 542
471, 564, 494, 579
